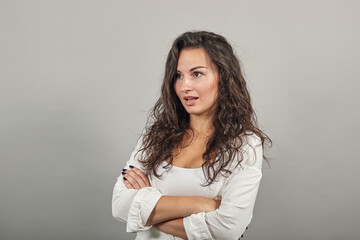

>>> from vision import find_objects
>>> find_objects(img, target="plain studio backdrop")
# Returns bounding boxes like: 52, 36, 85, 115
1, 0, 359, 239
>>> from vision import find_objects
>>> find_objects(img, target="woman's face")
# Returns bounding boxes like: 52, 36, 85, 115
174, 48, 219, 119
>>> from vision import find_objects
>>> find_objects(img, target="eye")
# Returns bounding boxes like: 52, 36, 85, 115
193, 72, 202, 78
175, 73, 183, 80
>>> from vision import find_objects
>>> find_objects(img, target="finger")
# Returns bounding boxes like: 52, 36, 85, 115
121, 170, 133, 189
123, 177, 135, 189
123, 173, 141, 189
130, 166, 150, 187
126, 169, 148, 188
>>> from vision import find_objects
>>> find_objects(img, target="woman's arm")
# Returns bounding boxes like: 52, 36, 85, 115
145, 195, 220, 226
154, 218, 188, 240
124, 167, 220, 239
113, 135, 221, 234
124, 166, 221, 226
112, 136, 163, 232
183, 134, 263, 240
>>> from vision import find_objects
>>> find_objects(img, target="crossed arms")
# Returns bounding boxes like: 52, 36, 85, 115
121, 166, 221, 239
112, 134, 263, 240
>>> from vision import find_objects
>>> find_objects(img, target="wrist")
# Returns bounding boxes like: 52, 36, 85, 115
192, 196, 219, 213
185, 196, 203, 214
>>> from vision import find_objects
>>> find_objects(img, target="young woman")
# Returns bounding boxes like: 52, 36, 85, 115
112, 31, 271, 240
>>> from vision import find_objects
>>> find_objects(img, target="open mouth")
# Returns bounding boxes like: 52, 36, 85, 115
184, 97, 199, 101
183, 96, 198, 106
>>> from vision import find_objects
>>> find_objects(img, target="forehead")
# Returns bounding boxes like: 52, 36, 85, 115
177, 48, 213, 70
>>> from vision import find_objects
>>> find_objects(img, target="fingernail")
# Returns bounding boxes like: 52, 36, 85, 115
129, 165, 134, 169
122, 169, 127, 171
123, 177, 127, 181
121, 172, 126, 175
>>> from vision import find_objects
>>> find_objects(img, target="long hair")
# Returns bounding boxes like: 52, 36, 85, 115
138, 31, 271, 185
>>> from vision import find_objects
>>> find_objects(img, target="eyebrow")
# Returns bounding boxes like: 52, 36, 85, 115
177, 66, 207, 72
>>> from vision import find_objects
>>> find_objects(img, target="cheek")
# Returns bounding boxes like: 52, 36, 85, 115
174, 81, 181, 98
210, 78, 220, 100
200, 82, 218, 99
210, 87, 219, 102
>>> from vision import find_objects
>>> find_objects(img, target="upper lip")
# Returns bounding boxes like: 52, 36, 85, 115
183, 96, 199, 100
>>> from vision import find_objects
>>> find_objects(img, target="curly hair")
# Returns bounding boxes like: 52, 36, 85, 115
138, 30, 271, 186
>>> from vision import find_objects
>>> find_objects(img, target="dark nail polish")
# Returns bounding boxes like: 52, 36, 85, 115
123, 177, 127, 181
122, 169, 127, 171
121, 172, 126, 175
129, 165, 134, 169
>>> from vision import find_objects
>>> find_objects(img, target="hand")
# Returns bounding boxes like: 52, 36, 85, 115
122, 165, 150, 189
195, 197, 221, 213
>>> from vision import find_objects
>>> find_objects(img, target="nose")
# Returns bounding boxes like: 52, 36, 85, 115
180, 75, 193, 93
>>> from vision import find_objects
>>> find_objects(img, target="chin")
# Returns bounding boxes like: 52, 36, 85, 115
185, 108, 200, 115
188, 111, 210, 118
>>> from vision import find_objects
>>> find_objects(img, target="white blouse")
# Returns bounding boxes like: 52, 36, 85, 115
112, 133, 263, 240
154, 161, 221, 198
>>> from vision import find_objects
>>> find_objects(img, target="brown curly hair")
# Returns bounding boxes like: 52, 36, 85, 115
138, 31, 271, 186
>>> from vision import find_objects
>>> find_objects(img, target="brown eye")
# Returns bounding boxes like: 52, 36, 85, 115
193, 72, 202, 78
175, 73, 183, 79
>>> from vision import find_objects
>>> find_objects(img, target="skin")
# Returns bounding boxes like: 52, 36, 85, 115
123, 48, 221, 239
174, 48, 219, 123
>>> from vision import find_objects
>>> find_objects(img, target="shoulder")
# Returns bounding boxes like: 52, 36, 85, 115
126, 134, 146, 171
242, 131, 262, 153
236, 131, 263, 168
241, 131, 262, 146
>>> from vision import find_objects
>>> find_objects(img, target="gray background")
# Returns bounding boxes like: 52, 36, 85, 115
1, 0, 359, 239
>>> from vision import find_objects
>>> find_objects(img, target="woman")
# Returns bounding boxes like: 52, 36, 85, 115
112, 31, 271, 240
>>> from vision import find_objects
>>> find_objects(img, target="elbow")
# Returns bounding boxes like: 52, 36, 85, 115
206, 212, 252, 240
112, 200, 126, 222
111, 185, 138, 222
226, 228, 247, 240
111, 205, 121, 221
112, 189, 133, 222
112, 209, 120, 221
211, 225, 248, 240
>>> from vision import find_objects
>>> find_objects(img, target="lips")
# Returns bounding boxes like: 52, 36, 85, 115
183, 96, 198, 106
184, 96, 198, 100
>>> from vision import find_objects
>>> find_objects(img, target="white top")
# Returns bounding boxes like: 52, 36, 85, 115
154, 161, 221, 199
112, 132, 263, 240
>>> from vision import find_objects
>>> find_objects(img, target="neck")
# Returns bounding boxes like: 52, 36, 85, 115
189, 115, 214, 138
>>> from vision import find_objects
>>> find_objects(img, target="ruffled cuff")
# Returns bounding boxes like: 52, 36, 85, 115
183, 212, 213, 240
126, 187, 162, 232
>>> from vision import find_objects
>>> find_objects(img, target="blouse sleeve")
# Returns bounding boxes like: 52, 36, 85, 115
183, 134, 263, 240
111, 136, 163, 232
